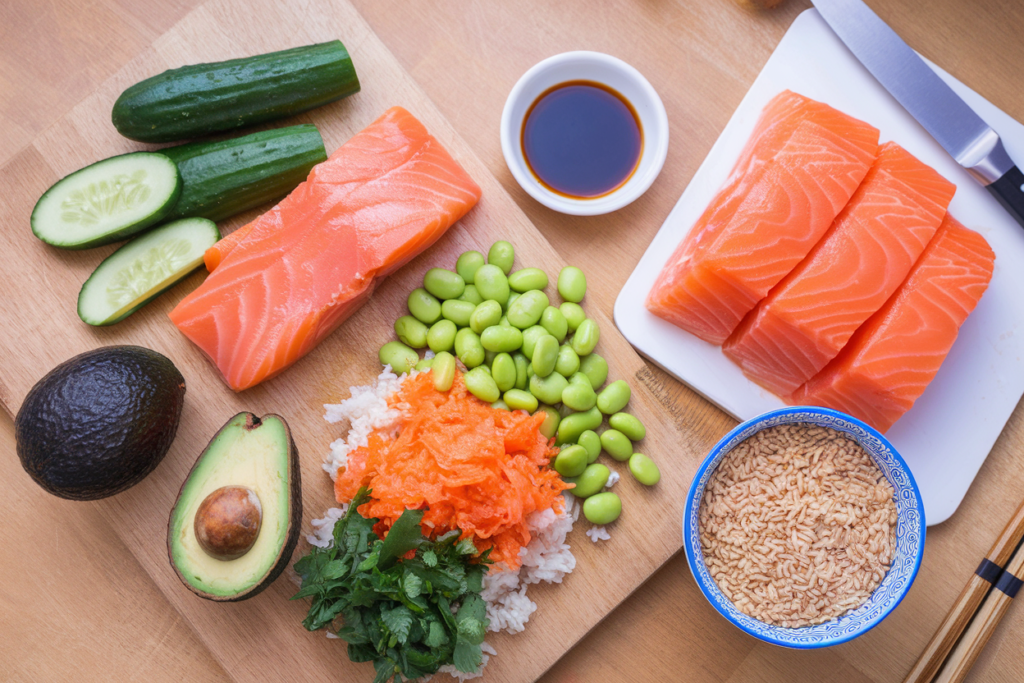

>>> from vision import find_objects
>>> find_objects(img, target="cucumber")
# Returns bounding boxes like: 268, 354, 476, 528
112, 41, 360, 143
31, 152, 182, 249
161, 125, 327, 222
77, 217, 220, 326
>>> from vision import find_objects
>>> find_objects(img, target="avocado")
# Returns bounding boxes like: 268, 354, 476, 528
15, 345, 185, 500
168, 412, 301, 602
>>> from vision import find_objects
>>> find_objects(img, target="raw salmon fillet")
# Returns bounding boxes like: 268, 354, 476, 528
170, 107, 482, 391
791, 215, 994, 433
723, 142, 956, 396
645, 91, 880, 344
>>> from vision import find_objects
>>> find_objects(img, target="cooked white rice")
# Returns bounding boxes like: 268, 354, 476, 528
605, 471, 620, 489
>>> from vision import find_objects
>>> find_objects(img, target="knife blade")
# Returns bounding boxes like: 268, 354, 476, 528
811, 0, 1024, 227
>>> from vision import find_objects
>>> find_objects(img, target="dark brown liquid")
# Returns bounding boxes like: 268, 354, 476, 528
522, 80, 643, 199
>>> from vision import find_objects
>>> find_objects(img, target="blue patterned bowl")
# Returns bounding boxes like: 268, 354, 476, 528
683, 406, 926, 648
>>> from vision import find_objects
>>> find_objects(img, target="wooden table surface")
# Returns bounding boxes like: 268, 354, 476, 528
2, 1, 1023, 681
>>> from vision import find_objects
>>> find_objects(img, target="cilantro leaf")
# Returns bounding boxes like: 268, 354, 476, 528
403, 572, 423, 600
378, 508, 425, 569
381, 605, 414, 644
452, 638, 483, 674
422, 550, 437, 567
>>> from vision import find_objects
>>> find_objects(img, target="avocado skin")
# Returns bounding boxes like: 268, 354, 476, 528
15, 345, 186, 501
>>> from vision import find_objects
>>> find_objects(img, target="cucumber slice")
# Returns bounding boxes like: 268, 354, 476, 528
77, 217, 220, 326
32, 152, 182, 250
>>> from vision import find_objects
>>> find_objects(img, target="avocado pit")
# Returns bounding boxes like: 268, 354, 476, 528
195, 485, 263, 561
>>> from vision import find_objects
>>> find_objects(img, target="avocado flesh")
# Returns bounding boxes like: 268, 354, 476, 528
169, 412, 300, 600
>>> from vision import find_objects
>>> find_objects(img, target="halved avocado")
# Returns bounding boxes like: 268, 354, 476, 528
168, 412, 301, 602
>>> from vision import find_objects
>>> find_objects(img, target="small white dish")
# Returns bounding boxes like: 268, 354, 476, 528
500, 51, 669, 216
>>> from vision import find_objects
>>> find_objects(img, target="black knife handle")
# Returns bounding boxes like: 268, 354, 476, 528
988, 165, 1024, 228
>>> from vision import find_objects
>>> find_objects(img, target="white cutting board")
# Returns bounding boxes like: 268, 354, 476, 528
615, 9, 1024, 526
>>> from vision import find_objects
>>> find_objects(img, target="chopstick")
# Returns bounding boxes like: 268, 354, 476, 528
902, 500, 1024, 683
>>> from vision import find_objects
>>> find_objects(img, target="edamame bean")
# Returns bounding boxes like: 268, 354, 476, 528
512, 352, 530, 390
535, 405, 561, 439
423, 268, 465, 300
441, 299, 475, 327
395, 315, 428, 348
508, 268, 549, 293
427, 319, 457, 353
571, 463, 610, 498
499, 315, 511, 326
504, 388, 538, 412
408, 288, 441, 324
379, 341, 418, 374
532, 334, 559, 377
414, 358, 434, 372
484, 350, 497, 366
578, 430, 602, 463
454, 328, 485, 368
521, 325, 548, 357
431, 351, 456, 391
561, 372, 597, 411
459, 284, 483, 305
491, 400, 510, 411
572, 318, 600, 356
507, 290, 550, 329
540, 306, 568, 343
491, 353, 517, 392
474, 264, 509, 305
477, 364, 492, 375
481, 325, 523, 353
556, 407, 602, 445
456, 250, 485, 284
609, 413, 646, 441
555, 344, 580, 377
557, 266, 587, 303
628, 453, 660, 485
554, 444, 588, 478
597, 379, 631, 414
470, 300, 502, 334
600, 429, 633, 461
526, 362, 535, 382
505, 291, 520, 313
529, 372, 569, 405
583, 492, 621, 524
487, 240, 515, 274
464, 367, 500, 403
560, 302, 586, 332
579, 354, 609, 389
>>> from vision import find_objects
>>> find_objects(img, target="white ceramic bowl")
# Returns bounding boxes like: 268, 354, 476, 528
500, 51, 669, 216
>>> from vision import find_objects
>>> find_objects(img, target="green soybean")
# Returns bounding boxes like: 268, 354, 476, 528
454, 328, 485, 368
477, 364, 492, 375
572, 463, 610, 498
423, 268, 465, 300
491, 400, 510, 411
535, 405, 561, 439
459, 284, 484, 305
579, 354, 609, 389
554, 444, 588, 478
505, 291, 520, 313
491, 353, 517, 392
414, 358, 433, 372
555, 345, 580, 377
408, 288, 442, 324
557, 266, 587, 303
487, 240, 515, 274
507, 290, 550, 329
600, 429, 633, 461
572, 318, 600, 356
474, 264, 509, 305
484, 349, 497, 366
529, 372, 568, 405
526, 362, 535, 382
560, 302, 586, 332
470, 300, 502, 334
532, 334, 559, 377
540, 306, 568, 342
512, 352, 530, 390
464, 367, 500, 403
578, 430, 602, 463
427, 319, 457, 353
521, 325, 548, 357
456, 250, 486, 284
431, 352, 456, 391
556, 407, 602, 445
583, 492, 621, 524
628, 453, 660, 486
503, 388, 538, 412
609, 413, 646, 441
561, 372, 597, 412
508, 267, 549, 293
481, 325, 523, 353
379, 341, 418, 374
597, 379, 631, 414
441, 299, 475, 327
394, 315, 428, 348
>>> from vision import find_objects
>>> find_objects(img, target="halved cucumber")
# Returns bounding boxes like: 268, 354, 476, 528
78, 217, 220, 326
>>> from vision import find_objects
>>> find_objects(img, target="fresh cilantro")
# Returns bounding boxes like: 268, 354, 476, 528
291, 488, 492, 682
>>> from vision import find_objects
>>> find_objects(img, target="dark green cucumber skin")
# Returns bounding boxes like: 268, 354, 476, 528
112, 41, 360, 143
160, 125, 327, 222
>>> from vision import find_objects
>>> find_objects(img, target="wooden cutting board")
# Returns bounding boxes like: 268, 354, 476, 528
0, 0, 709, 680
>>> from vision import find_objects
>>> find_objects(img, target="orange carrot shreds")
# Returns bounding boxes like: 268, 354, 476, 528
334, 369, 568, 569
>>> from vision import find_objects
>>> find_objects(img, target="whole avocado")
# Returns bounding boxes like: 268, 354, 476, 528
15, 345, 186, 500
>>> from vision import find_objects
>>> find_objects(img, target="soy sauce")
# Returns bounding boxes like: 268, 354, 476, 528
522, 80, 643, 199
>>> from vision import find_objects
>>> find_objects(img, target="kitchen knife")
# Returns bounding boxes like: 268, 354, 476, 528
811, 0, 1024, 227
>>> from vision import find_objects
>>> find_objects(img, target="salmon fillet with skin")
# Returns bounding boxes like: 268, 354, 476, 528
170, 107, 482, 391
723, 142, 956, 396
645, 91, 880, 344
791, 215, 994, 433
